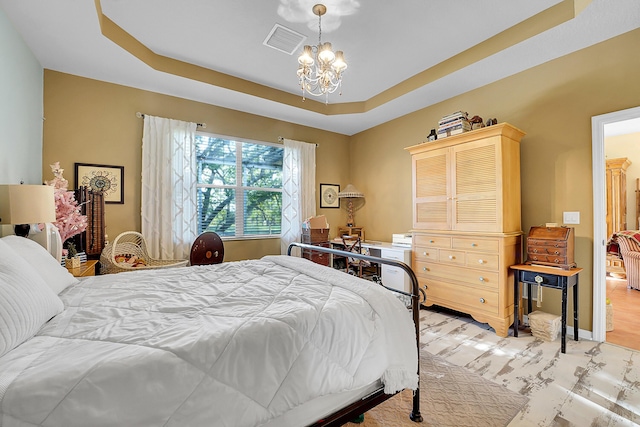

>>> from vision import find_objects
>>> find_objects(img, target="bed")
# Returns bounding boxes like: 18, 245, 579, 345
0, 236, 421, 426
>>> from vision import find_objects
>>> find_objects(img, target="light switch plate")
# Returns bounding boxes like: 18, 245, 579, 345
563, 211, 580, 224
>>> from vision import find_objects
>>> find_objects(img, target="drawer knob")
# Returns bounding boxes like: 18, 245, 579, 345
423, 251, 428, 256
423, 267, 428, 271
479, 277, 485, 282
429, 239, 434, 243
534, 275, 544, 284
479, 298, 485, 304
471, 243, 477, 247
532, 248, 539, 253
478, 259, 484, 264
553, 250, 560, 255
448, 255, 454, 260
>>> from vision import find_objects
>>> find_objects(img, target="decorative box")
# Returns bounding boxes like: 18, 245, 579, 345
525, 226, 576, 270
66, 257, 81, 269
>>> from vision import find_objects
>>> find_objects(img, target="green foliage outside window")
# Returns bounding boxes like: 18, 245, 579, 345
196, 135, 283, 237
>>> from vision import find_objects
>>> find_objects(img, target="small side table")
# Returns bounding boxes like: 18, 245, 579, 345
67, 259, 98, 277
511, 264, 582, 353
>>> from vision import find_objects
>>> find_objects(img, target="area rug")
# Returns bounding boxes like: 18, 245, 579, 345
347, 350, 528, 427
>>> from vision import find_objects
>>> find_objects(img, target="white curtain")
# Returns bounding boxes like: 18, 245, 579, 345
281, 138, 316, 255
141, 115, 198, 260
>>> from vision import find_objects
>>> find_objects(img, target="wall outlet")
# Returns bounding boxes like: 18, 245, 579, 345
563, 211, 580, 224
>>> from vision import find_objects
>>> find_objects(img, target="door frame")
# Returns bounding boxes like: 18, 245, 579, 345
592, 105, 640, 342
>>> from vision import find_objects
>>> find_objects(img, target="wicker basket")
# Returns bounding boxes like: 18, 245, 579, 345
100, 231, 188, 274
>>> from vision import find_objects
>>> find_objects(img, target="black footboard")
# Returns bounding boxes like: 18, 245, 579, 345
287, 242, 423, 425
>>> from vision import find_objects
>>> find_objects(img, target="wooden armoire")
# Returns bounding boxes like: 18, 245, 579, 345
405, 123, 525, 337
605, 157, 631, 238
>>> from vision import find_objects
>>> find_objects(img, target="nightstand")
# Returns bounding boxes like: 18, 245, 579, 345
67, 259, 98, 277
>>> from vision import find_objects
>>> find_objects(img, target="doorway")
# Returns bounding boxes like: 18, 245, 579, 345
592, 106, 640, 345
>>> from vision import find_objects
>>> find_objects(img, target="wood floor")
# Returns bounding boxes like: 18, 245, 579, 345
606, 276, 640, 351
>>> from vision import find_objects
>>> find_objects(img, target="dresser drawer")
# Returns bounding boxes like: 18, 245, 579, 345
466, 252, 499, 271
452, 237, 499, 252
528, 246, 567, 256
414, 246, 438, 261
302, 248, 330, 266
438, 249, 465, 266
424, 280, 499, 315
528, 238, 567, 248
414, 260, 499, 289
414, 234, 451, 248
526, 254, 568, 267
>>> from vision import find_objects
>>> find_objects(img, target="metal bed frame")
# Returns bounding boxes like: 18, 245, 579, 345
287, 242, 423, 426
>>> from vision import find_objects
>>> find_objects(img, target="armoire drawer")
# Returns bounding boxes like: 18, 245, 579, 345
466, 252, 500, 271
413, 246, 439, 261
413, 234, 451, 248
452, 237, 500, 253
423, 280, 499, 315
438, 249, 465, 266
414, 261, 499, 289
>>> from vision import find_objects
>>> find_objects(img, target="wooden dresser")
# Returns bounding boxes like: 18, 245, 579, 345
301, 228, 330, 266
406, 123, 525, 337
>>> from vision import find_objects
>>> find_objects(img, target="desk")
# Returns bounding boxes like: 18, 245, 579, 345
66, 259, 98, 277
511, 264, 582, 353
330, 240, 411, 292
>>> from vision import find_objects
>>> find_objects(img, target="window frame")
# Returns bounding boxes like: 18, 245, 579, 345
195, 131, 283, 240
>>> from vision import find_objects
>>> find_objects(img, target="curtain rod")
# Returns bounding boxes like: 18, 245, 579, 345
278, 136, 318, 147
136, 112, 206, 129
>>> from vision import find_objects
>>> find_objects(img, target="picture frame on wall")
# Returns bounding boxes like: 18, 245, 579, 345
320, 183, 340, 208
75, 163, 124, 204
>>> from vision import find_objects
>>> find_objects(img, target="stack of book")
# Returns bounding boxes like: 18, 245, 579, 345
437, 111, 471, 138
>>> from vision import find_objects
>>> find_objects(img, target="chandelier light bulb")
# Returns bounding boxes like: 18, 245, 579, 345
298, 45, 314, 66
333, 51, 347, 72
318, 42, 335, 64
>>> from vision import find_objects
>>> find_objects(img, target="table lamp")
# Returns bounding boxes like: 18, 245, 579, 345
0, 184, 56, 237
337, 184, 364, 227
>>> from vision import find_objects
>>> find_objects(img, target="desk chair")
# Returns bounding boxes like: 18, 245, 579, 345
341, 236, 379, 281
190, 232, 224, 266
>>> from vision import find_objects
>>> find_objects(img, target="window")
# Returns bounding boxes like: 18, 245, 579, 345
195, 133, 283, 238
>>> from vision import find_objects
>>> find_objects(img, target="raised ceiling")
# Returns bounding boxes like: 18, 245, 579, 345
1, 0, 639, 135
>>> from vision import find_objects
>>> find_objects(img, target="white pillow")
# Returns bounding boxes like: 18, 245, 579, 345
1, 235, 79, 294
0, 239, 64, 358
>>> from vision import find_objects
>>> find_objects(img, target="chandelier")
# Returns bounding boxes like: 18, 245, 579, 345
297, 4, 347, 103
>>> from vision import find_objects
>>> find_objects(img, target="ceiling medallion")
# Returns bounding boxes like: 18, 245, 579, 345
296, 4, 347, 104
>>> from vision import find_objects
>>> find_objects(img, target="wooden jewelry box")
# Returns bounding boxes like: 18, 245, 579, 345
525, 226, 576, 270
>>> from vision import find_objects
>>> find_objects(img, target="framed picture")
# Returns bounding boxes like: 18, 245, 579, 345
320, 183, 340, 208
75, 163, 124, 204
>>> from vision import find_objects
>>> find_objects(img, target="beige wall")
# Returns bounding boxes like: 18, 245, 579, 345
350, 29, 640, 330
43, 71, 351, 261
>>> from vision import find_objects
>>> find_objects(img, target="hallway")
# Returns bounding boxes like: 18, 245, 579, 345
606, 276, 640, 351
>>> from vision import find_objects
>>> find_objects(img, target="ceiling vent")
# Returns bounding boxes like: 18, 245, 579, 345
263, 24, 306, 55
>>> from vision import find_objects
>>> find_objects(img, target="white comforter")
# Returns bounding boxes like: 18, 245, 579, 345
0, 256, 417, 427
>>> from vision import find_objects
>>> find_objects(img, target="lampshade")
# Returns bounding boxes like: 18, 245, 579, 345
0, 185, 56, 226
338, 184, 364, 199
